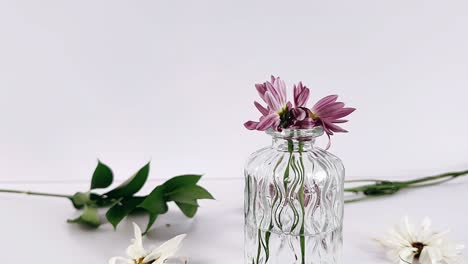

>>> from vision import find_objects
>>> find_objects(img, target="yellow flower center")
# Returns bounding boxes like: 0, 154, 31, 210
310, 111, 318, 119
277, 105, 288, 115
134, 258, 155, 264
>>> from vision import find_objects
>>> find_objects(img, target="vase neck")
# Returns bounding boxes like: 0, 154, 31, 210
272, 137, 315, 152
267, 127, 323, 152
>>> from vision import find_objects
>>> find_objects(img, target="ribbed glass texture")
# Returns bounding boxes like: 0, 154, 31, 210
244, 128, 345, 264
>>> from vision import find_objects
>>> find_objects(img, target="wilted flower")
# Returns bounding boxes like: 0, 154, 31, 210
244, 76, 292, 131
109, 223, 186, 264
376, 217, 464, 264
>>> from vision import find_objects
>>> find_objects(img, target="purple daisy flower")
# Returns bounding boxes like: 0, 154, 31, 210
245, 76, 355, 146
244, 76, 291, 131
291, 82, 316, 129
310, 95, 355, 147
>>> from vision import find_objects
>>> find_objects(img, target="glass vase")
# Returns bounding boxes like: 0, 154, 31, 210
244, 127, 344, 264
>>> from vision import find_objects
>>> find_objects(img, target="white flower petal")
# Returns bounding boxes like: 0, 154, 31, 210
377, 217, 465, 264
421, 217, 431, 230
419, 246, 443, 264
132, 222, 144, 247
126, 223, 147, 259
388, 228, 413, 248
439, 241, 465, 263
108, 257, 134, 264
143, 234, 187, 263
126, 244, 147, 260
402, 216, 415, 242
425, 230, 450, 246
164, 256, 189, 264
398, 247, 416, 264
418, 217, 432, 242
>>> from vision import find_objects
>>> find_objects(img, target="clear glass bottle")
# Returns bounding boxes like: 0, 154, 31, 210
244, 127, 344, 264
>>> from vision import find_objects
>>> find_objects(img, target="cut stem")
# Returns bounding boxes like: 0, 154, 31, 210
343, 169, 468, 203
0, 189, 72, 199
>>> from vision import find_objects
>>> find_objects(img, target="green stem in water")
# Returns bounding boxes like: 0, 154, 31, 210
298, 142, 306, 264
0, 189, 72, 199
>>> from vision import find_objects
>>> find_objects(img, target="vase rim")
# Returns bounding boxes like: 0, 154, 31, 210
266, 126, 324, 139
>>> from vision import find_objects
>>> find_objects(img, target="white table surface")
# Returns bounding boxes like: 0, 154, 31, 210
0, 177, 467, 263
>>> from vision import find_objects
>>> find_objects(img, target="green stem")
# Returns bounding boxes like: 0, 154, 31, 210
0, 189, 72, 199
405, 178, 454, 188
298, 142, 306, 264
343, 169, 468, 203
344, 179, 381, 183
403, 170, 468, 185
256, 230, 262, 264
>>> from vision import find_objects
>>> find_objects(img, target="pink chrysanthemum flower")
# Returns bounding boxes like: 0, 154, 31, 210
310, 95, 355, 147
291, 82, 315, 129
244, 76, 355, 147
244, 76, 292, 131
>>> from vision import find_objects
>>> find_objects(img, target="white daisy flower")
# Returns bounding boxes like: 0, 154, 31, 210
376, 217, 464, 264
109, 222, 187, 264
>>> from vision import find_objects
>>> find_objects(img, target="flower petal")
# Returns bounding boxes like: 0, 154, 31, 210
403, 216, 415, 242
418, 217, 434, 242
322, 121, 348, 133
254, 101, 270, 116
294, 84, 300, 104
126, 223, 146, 259
132, 222, 143, 246
312, 95, 338, 112
420, 246, 443, 264
297, 117, 316, 129
108, 257, 134, 264
293, 82, 310, 107
164, 257, 189, 264
264, 91, 281, 112
320, 107, 355, 119
256, 113, 280, 131
265, 83, 282, 108
297, 87, 310, 107
397, 247, 416, 264
275, 77, 287, 104
255, 83, 267, 101
244, 121, 259, 130
316, 102, 345, 116
143, 234, 186, 263
331, 119, 348, 124
291, 108, 307, 121
438, 241, 465, 262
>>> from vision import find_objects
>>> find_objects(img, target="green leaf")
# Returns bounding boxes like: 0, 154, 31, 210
105, 162, 150, 198
163, 174, 203, 191
106, 197, 144, 229
166, 185, 214, 203
69, 192, 91, 209
138, 185, 168, 233
175, 202, 199, 218
89, 192, 113, 207
144, 213, 158, 235
67, 205, 101, 228
90, 161, 113, 190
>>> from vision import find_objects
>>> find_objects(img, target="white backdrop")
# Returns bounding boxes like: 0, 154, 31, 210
0, 0, 467, 183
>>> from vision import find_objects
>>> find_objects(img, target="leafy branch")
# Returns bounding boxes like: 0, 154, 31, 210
344, 169, 468, 203
0, 161, 214, 234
